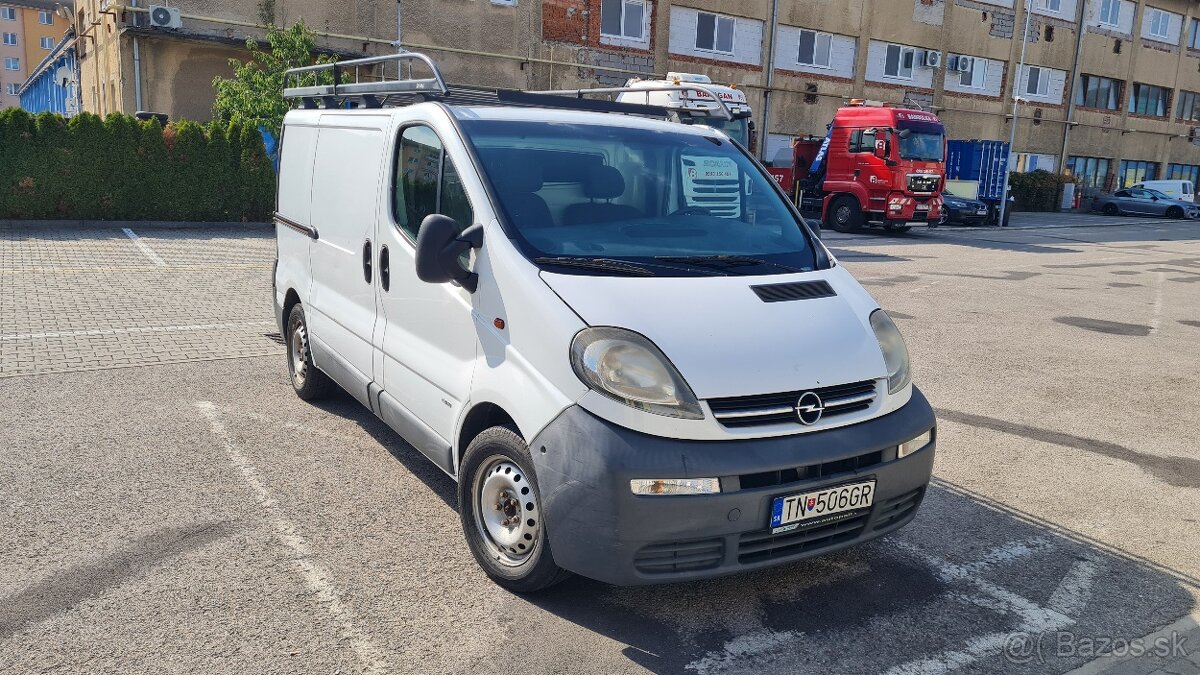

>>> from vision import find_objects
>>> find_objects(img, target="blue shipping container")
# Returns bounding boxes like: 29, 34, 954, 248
946, 140, 1010, 203
18, 34, 80, 118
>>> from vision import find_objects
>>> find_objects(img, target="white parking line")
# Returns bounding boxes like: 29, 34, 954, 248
0, 321, 273, 342
121, 227, 167, 267
195, 402, 391, 675
1149, 271, 1165, 334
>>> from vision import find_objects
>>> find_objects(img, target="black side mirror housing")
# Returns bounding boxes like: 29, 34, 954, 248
414, 215, 484, 292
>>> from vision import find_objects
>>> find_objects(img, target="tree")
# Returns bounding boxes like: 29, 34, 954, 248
212, 20, 335, 135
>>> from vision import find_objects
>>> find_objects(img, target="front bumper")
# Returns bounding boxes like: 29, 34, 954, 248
530, 388, 937, 585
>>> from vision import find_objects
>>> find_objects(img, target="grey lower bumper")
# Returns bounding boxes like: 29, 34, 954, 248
530, 388, 936, 586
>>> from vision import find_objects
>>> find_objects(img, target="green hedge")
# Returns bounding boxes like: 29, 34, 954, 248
0, 109, 275, 222
1008, 169, 1074, 213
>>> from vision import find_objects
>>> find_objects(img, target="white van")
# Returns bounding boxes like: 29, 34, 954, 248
273, 54, 936, 592
1131, 179, 1194, 202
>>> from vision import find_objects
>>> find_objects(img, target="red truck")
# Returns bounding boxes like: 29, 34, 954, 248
769, 101, 946, 233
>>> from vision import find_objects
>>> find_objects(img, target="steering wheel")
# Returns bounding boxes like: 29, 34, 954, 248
669, 206, 712, 217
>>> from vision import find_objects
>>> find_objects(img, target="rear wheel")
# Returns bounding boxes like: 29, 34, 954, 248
459, 426, 570, 593
286, 304, 333, 401
827, 196, 863, 233
1166, 206, 1185, 219
1102, 203, 1119, 216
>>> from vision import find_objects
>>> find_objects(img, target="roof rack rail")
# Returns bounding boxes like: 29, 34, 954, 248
526, 84, 736, 120
281, 52, 707, 121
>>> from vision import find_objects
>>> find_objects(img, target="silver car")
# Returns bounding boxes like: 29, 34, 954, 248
1095, 187, 1199, 219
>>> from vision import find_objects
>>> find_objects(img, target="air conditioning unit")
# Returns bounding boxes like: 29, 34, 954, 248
922, 50, 942, 68
1190, 127, 1200, 145
148, 5, 182, 29
957, 56, 974, 72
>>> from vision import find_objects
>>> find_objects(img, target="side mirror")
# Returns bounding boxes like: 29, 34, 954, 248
415, 215, 484, 292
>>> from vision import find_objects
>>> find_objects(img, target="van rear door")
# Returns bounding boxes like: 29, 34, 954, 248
306, 116, 389, 406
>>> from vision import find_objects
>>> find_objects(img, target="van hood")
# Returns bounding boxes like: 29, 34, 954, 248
540, 266, 889, 399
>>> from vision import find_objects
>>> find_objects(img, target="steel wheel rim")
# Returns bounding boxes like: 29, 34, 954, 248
289, 322, 308, 387
835, 204, 851, 224
473, 456, 540, 567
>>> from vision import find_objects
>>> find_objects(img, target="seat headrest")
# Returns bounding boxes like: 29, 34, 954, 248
584, 165, 625, 200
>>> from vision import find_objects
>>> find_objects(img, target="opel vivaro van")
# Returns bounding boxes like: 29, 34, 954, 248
272, 54, 937, 592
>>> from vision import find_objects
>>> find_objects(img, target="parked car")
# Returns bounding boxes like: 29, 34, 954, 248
1094, 187, 1200, 219
1129, 179, 1194, 202
937, 188, 990, 226
273, 53, 937, 592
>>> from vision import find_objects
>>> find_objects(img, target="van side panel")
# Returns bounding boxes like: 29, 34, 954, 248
306, 120, 388, 406
274, 123, 320, 314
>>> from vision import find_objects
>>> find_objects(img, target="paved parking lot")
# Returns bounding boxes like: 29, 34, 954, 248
1, 217, 1198, 675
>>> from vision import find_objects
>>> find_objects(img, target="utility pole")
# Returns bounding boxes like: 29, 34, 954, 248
998, 0, 1033, 227
395, 0, 405, 53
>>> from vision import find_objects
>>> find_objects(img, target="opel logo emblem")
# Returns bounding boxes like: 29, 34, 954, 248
795, 391, 824, 426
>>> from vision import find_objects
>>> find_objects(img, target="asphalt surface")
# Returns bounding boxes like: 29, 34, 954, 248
1, 215, 1198, 675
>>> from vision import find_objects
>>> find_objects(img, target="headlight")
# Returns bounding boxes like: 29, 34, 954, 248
870, 309, 911, 394
570, 327, 704, 419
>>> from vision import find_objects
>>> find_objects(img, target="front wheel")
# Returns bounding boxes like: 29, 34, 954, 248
459, 426, 570, 593
1166, 206, 1185, 219
826, 196, 863, 233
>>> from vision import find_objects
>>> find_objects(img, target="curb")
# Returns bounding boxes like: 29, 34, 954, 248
0, 220, 273, 230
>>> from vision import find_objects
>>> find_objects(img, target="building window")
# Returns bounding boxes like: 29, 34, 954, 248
1118, 160, 1158, 188
1128, 83, 1169, 116
798, 29, 831, 68
40, 36, 53, 49
1067, 156, 1112, 190
600, 0, 646, 41
959, 57, 987, 89
1190, 18, 1200, 49
5, 82, 17, 95
1075, 74, 1122, 110
884, 44, 915, 79
1041, 0, 1062, 12
1098, 0, 1120, 27
695, 12, 734, 54
1013, 153, 1056, 172
38, 10, 52, 24
0, 6, 14, 21
1177, 90, 1200, 121
1167, 163, 1200, 187
1025, 66, 1049, 96
3, 56, 18, 71
1147, 8, 1171, 40
1, 31, 15, 45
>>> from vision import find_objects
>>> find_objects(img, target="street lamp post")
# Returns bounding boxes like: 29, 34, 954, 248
998, 0, 1034, 227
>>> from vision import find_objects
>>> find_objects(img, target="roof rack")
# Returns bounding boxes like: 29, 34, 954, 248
281, 52, 713, 121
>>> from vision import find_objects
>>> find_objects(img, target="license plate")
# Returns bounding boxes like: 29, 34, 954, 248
916, 204, 930, 211
976, 208, 987, 215
770, 480, 875, 533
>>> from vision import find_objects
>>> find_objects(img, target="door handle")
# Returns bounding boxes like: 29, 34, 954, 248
379, 245, 390, 292
363, 240, 372, 283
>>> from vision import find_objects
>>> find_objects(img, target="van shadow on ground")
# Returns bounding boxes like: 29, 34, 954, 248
315, 386, 1197, 674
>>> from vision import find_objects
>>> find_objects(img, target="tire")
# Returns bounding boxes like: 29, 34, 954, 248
1102, 203, 1119, 216
893, 226, 912, 233
459, 426, 570, 593
826, 196, 863, 233
286, 303, 334, 401
1166, 206, 1185, 219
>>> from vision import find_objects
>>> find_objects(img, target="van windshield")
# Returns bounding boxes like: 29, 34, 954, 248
459, 119, 817, 277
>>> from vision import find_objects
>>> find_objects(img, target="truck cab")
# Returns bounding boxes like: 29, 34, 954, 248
617, 73, 754, 149
806, 102, 946, 233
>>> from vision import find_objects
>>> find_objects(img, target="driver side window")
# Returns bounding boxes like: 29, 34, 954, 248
849, 130, 876, 153
394, 125, 475, 241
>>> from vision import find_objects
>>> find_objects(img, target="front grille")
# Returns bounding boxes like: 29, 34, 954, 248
708, 379, 879, 429
751, 280, 836, 303
738, 511, 868, 564
907, 174, 940, 193
739, 449, 885, 490
634, 538, 724, 574
871, 487, 925, 531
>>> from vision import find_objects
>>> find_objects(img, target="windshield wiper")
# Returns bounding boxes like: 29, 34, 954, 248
533, 256, 656, 276
654, 255, 806, 274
